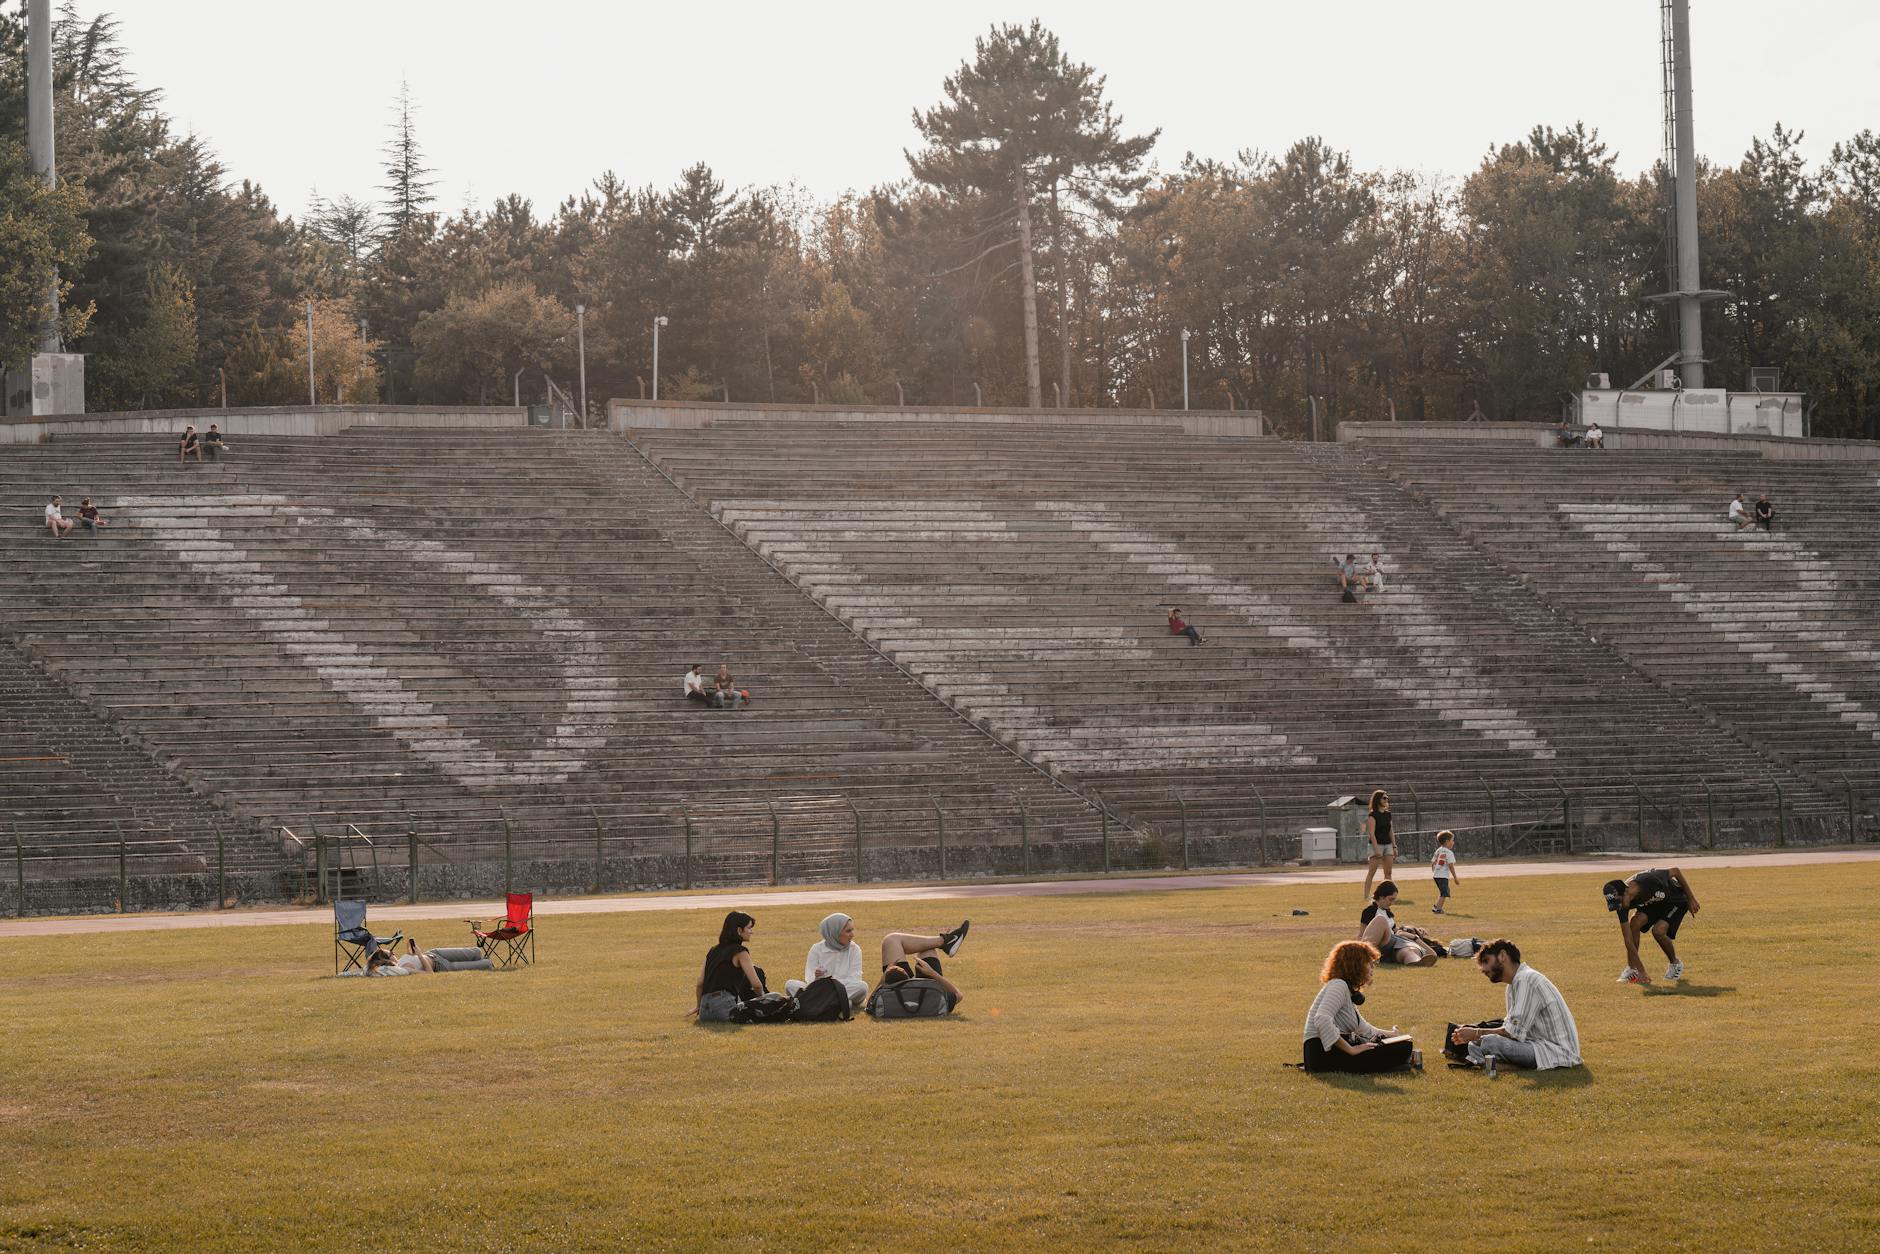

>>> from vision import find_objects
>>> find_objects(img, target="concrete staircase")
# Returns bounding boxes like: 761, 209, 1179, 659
630, 417, 1841, 845
0, 428, 1108, 901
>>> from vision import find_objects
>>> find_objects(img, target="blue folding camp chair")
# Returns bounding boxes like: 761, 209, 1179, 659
334, 899, 402, 974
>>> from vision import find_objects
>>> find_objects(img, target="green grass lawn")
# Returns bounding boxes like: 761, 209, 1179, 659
3, 863, 1875, 1251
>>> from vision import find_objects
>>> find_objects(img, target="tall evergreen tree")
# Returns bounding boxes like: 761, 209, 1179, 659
378, 81, 435, 236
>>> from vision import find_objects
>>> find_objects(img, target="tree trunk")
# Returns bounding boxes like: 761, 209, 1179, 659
1050, 181, 1072, 407
1014, 172, 1043, 409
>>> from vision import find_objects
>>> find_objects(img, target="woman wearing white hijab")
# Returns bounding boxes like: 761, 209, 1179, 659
785, 913, 868, 1010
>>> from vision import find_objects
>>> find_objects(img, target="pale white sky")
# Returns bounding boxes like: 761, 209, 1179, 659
95, 1, 1880, 221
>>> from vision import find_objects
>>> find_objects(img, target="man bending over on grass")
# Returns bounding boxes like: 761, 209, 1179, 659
1450, 938, 1580, 1073
1604, 867, 1700, 985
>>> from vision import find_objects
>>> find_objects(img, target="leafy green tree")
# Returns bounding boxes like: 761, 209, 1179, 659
0, 136, 93, 363
909, 20, 1155, 407
91, 260, 196, 408
410, 281, 573, 404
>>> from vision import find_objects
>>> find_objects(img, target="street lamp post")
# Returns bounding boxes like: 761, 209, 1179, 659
575, 304, 588, 427
652, 315, 668, 401
1180, 329, 1191, 411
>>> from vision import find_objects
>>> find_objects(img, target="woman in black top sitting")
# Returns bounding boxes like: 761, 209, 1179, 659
695, 911, 768, 1016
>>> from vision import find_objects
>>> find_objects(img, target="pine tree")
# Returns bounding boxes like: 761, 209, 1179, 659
379, 81, 436, 236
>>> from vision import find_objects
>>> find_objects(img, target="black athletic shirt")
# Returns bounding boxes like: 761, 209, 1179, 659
700, 942, 755, 999
1622, 868, 1686, 921
1371, 809, 1393, 846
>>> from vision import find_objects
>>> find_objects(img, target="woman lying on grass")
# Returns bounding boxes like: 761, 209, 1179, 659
694, 911, 769, 1018
1358, 882, 1443, 965
876, 920, 970, 1010
364, 938, 492, 974
1302, 940, 1418, 1073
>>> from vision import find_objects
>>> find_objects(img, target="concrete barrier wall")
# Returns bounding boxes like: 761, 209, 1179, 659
0, 404, 528, 444
610, 398, 1265, 438
1339, 420, 1880, 462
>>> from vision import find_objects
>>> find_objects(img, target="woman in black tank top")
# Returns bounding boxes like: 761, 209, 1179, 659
1362, 789, 1396, 902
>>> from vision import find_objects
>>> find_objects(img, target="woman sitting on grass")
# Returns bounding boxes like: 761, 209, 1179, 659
1359, 882, 1443, 965
877, 920, 970, 1011
1302, 940, 1417, 1073
695, 911, 769, 1017
785, 912, 868, 1011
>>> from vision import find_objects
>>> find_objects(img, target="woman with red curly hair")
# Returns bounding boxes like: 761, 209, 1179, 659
1301, 940, 1418, 1073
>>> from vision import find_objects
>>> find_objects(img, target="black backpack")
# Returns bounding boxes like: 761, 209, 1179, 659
790, 977, 853, 1022
729, 992, 797, 1024
867, 978, 953, 1018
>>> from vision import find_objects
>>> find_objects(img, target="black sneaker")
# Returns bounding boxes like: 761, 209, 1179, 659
941, 920, 970, 957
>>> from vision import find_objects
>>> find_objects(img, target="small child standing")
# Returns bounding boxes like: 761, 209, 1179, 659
1430, 830, 1459, 914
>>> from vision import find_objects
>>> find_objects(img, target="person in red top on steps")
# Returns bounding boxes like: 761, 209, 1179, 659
1167, 606, 1205, 646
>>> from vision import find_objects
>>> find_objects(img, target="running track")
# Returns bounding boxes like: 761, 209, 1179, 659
3, 847, 1876, 939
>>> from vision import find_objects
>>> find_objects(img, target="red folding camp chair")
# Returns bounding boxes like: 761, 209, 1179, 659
470, 892, 535, 968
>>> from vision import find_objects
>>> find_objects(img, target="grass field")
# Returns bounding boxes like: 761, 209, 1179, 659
3, 861, 1876, 1251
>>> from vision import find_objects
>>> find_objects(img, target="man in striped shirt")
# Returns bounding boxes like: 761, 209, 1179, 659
1451, 938, 1581, 1071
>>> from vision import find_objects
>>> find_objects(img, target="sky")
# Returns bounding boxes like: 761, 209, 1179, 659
91, 0, 1880, 222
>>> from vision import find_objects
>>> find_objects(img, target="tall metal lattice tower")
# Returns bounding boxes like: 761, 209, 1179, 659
1653, 0, 1726, 389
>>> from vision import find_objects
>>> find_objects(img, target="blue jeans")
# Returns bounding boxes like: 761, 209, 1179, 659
1467, 1035, 1538, 1068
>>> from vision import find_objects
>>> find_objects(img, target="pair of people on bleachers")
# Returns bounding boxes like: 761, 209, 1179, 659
1334, 552, 1386, 597
1728, 493, 1775, 531
694, 910, 969, 1018
682, 662, 749, 709
177, 423, 228, 463
45, 495, 106, 538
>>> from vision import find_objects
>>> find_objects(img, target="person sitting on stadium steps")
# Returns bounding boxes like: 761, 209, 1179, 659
785, 912, 868, 1010
1301, 940, 1417, 1073
1754, 493, 1774, 531
1359, 882, 1443, 965
1166, 606, 1205, 646
203, 423, 229, 460
1450, 938, 1581, 1072
1605, 866, 1700, 985
1583, 421, 1604, 449
877, 920, 970, 1011
1335, 553, 1361, 595
683, 663, 714, 707
76, 497, 107, 534
1728, 493, 1751, 530
178, 425, 202, 463
694, 911, 770, 1017
45, 494, 74, 538
1362, 551, 1386, 593
713, 662, 749, 710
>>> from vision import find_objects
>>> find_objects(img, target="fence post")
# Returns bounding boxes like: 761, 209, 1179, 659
310, 817, 326, 905
1702, 779, 1715, 849
1634, 782, 1645, 853
1253, 788, 1268, 866
502, 811, 514, 894
1101, 805, 1110, 873
933, 797, 946, 880
216, 828, 226, 907
1408, 785, 1421, 841
1845, 775, 1857, 843
408, 825, 419, 904
1478, 777, 1497, 857
1555, 778, 1572, 855
680, 809, 694, 891
116, 824, 127, 913
1774, 781, 1786, 847
592, 809, 604, 895
15, 836, 24, 918
1015, 793, 1030, 876
1172, 790, 1190, 870
847, 797, 864, 884
768, 803, 781, 887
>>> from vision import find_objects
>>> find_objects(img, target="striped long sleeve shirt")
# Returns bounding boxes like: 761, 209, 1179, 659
1504, 964, 1581, 1069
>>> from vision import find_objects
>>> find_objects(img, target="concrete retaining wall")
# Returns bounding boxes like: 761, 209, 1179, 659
0, 404, 528, 444
1338, 419, 1880, 462
610, 398, 1265, 438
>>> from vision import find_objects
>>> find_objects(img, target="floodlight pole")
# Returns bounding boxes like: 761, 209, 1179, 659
575, 303, 588, 426
652, 315, 668, 400
305, 301, 316, 405
27, 0, 59, 352
1180, 329, 1191, 410
1669, 0, 1705, 389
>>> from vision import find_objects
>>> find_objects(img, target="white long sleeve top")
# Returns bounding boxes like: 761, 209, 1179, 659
1303, 978, 1384, 1050
802, 940, 867, 998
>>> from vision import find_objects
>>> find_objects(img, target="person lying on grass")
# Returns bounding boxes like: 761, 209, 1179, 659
364, 938, 491, 974
1358, 882, 1443, 964
1449, 938, 1581, 1072
784, 912, 868, 1010
1301, 940, 1416, 1073
694, 911, 769, 1016
877, 920, 970, 1011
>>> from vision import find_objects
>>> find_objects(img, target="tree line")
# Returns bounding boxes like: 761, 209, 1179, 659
4, 9, 1878, 436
